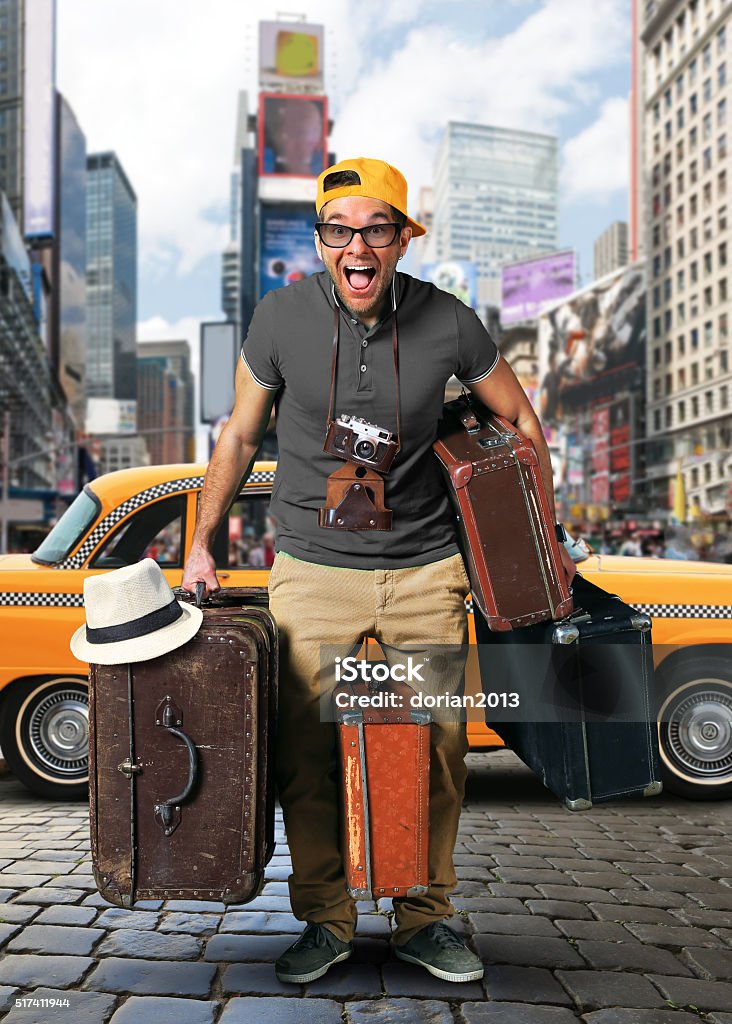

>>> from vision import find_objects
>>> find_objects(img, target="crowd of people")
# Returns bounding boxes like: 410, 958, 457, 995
579, 524, 732, 563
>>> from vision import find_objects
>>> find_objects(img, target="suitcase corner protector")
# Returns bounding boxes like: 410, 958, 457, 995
644, 780, 663, 797
348, 886, 371, 900
630, 612, 653, 633
564, 797, 593, 812
95, 873, 128, 908
406, 883, 429, 896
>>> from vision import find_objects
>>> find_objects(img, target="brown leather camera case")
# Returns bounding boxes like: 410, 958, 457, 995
318, 464, 392, 530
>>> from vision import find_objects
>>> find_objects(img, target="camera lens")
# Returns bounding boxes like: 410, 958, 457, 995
355, 439, 376, 460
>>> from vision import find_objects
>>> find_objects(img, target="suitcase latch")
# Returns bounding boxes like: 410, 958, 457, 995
117, 757, 143, 779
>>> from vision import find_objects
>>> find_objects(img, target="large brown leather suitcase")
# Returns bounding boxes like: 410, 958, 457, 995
89, 587, 277, 908
434, 394, 573, 631
335, 677, 430, 900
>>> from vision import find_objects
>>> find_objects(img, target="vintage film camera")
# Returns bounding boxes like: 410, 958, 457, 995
323, 414, 399, 474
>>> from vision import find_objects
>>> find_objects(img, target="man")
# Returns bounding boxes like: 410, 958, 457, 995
182, 157, 575, 985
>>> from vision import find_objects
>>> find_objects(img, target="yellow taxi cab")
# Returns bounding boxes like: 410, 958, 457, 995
0, 460, 730, 802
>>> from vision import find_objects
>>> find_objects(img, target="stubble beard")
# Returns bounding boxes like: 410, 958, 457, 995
326, 257, 399, 325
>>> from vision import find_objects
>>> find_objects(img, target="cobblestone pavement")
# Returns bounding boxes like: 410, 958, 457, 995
0, 750, 731, 1023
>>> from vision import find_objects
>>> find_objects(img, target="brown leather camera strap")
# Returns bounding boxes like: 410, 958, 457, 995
326, 301, 401, 448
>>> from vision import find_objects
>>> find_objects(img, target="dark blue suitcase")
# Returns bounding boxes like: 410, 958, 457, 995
474, 574, 663, 810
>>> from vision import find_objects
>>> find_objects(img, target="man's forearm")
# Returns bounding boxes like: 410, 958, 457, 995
516, 412, 557, 522
192, 429, 259, 549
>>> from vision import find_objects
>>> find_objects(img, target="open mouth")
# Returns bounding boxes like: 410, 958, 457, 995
344, 266, 377, 293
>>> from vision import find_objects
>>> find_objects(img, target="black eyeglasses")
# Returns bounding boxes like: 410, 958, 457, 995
315, 222, 402, 248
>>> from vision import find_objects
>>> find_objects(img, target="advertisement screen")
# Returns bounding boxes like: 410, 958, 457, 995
259, 204, 321, 298
200, 322, 238, 424
259, 21, 324, 90
537, 264, 646, 427
258, 93, 328, 178
501, 250, 576, 325
23, 0, 56, 236
86, 399, 137, 435
420, 261, 478, 309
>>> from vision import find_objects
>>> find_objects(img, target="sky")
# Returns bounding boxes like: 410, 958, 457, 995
56, 0, 632, 452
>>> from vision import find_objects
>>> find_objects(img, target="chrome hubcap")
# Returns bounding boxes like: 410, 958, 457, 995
661, 680, 732, 782
28, 689, 89, 777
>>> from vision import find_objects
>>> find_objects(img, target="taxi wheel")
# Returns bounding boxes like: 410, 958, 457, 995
0, 677, 89, 800
657, 656, 732, 800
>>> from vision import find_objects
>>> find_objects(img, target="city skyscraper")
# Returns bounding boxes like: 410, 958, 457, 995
221, 90, 252, 323
638, 0, 730, 516
137, 341, 194, 465
594, 220, 629, 279
430, 122, 559, 310
54, 95, 87, 430
85, 152, 137, 401
0, 0, 23, 226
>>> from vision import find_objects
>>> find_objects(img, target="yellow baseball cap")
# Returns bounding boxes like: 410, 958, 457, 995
316, 157, 426, 237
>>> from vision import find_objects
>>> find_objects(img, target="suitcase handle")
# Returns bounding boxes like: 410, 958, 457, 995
154, 699, 200, 837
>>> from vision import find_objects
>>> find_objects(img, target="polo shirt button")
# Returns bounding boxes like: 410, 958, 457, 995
360, 364, 367, 373
362, 340, 368, 347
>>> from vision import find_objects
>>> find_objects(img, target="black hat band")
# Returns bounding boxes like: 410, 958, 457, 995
85, 597, 183, 644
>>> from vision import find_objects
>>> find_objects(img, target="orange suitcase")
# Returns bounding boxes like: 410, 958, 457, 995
335, 678, 430, 900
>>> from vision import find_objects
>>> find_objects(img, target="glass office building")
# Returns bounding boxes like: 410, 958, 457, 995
0, 0, 23, 226
86, 151, 137, 400
56, 96, 87, 427
432, 122, 559, 309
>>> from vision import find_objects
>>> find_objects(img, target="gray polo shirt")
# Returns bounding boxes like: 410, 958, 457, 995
241, 271, 499, 569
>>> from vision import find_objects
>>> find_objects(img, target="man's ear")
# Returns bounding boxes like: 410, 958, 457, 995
314, 232, 323, 261
399, 225, 413, 258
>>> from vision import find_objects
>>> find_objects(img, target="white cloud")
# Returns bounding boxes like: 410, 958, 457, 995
331, 0, 630, 220
57, 0, 629, 302
56, 0, 367, 278
562, 96, 630, 202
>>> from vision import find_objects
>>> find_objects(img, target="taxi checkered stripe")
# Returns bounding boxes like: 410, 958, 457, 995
463, 596, 728, 620
635, 602, 732, 619
59, 470, 276, 570
0, 592, 84, 607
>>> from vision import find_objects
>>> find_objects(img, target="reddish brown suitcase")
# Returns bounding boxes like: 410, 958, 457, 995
335, 678, 430, 900
89, 587, 277, 907
434, 394, 573, 631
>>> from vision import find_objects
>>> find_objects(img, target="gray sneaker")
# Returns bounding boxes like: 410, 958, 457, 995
275, 923, 353, 984
394, 921, 484, 982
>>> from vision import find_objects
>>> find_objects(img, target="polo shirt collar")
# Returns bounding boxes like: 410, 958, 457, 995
323, 271, 405, 329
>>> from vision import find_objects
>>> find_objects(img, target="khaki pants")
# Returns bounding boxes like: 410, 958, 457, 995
268, 550, 470, 945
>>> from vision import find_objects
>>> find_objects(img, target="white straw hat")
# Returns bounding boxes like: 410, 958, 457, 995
70, 558, 203, 665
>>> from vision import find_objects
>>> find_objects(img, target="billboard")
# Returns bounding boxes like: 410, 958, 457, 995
259, 21, 324, 90
259, 203, 321, 298
421, 261, 478, 309
537, 263, 646, 427
23, 0, 56, 237
86, 399, 137, 435
501, 250, 576, 325
200, 322, 238, 424
258, 93, 328, 178
590, 406, 610, 505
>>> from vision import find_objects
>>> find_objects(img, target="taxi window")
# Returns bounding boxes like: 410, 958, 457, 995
209, 493, 274, 569
32, 488, 101, 565
90, 496, 185, 569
